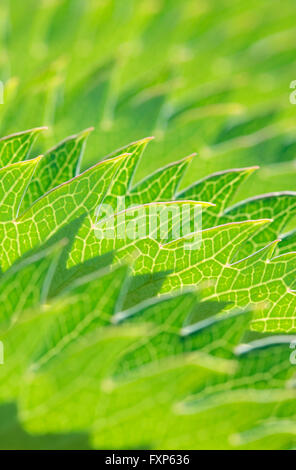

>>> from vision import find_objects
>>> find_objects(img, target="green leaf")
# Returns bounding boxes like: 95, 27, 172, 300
0, 242, 63, 331
113, 221, 296, 332
21, 128, 93, 211
0, 153, 129, 270
30, 264, 129, 372
0, 128, 46, 167
128, 154, 194, 204
68, 200, 212, 267
0, 157, 41, 221
1, 0, 296, 450
0, 128, 295, 450
177, 166, 258, 228
222, 192, 296, 259
102, 137, 154, 205
279, 229, 296, 254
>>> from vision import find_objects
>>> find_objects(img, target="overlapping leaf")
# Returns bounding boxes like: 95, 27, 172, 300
0, 129, 295, 450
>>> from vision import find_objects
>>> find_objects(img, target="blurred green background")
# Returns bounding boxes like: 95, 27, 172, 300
0, 0, 296, 200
